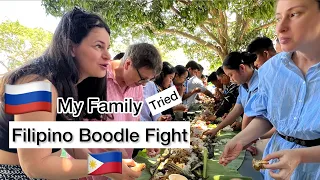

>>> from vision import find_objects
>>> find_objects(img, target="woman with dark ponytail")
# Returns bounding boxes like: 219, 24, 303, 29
205, 52, 275, 155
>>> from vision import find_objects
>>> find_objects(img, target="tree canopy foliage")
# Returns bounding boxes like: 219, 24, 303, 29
0, 20, 52, 71
42, 0, 276, 67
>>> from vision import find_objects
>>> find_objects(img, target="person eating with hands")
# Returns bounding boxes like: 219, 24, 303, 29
219, 0, 320, 179
204, 52, 260, 156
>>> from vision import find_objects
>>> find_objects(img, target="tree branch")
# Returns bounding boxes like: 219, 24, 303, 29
146, 20, 225, 59
253, 21, 276, 31
234, 13, 244, 45
218, 10, 227, 42
170, 6, 181, 17
177, 0, 191, 5
199, 24, 223, 48
0, 61, 8, 71
239, 20, 250, 42
222, 11, 228, 49
209, 9, 218, 18
158, 29, 222, 54
235, 13, 242, 28
208, 8, 228, 55
204, 18, 218, 25
214, 10, 228, 57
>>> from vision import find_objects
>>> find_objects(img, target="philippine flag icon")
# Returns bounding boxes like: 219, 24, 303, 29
88, 151, 122, 175
4, 81, 52, 114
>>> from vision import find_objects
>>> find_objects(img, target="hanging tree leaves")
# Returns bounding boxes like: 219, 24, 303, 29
0, 20, 53, 71
42, 0, 276, 64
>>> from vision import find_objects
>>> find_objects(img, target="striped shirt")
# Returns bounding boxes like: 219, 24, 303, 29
82, 61, 143, 180
105, 61, 143, 122
236, 70, 259, 109
105, 61, 143, 158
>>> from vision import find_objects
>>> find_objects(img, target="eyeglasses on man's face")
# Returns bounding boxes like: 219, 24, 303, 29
136, 68, 156, 84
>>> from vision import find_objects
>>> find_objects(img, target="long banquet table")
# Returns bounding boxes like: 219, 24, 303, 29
134, 127, 255, 180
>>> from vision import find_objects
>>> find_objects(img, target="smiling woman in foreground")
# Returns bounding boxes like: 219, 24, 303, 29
0, 7, 141, 180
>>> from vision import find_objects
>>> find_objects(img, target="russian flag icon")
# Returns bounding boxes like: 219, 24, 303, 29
5, 81, 52, 114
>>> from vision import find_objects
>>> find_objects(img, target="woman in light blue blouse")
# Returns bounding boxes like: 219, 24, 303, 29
204, 52, 275, 155
204, 51, 258, 137
220, 0, 320, 179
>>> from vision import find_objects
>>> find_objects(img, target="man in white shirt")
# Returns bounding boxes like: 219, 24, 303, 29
183, 61, 214, 108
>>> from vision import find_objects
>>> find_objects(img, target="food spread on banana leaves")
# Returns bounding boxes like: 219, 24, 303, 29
143, 95, 237, 180
149, 119, 216, 180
